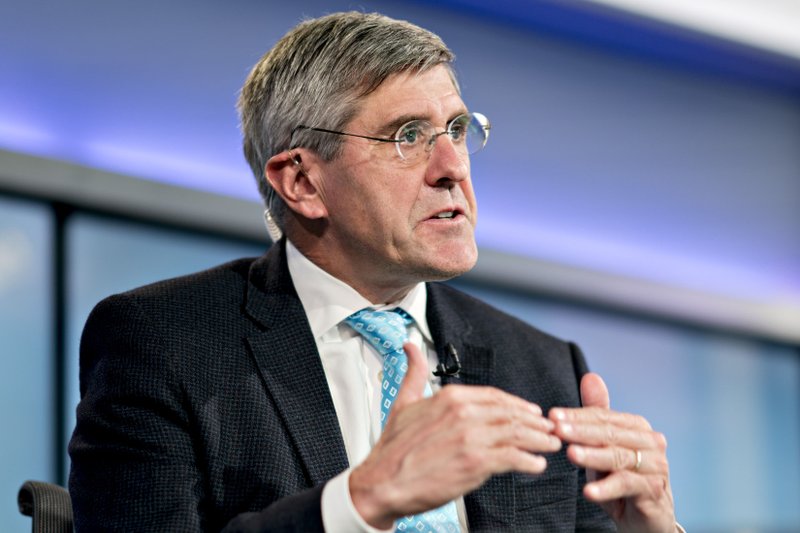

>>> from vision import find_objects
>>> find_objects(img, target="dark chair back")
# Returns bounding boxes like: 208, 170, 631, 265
18, 480, 74, 533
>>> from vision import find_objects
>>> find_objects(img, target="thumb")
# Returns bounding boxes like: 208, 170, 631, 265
580, 372, 610, 409
391, 342, 429, 410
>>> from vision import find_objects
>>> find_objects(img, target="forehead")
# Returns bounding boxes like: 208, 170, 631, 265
352, 65, 465, 128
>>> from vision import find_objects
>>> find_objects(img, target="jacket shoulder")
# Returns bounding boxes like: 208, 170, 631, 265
81, 257, 261, 360
115, 256, 257, 304
429, 282, 569, 347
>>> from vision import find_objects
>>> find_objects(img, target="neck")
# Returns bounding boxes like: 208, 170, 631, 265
287, 234, 416, 305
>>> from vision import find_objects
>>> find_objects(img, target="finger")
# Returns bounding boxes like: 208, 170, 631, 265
580, 372, 609, 409
555, 421, 664, 450
437, 384, 545, 417
510, 426, 562, 454
418, 414, 560, 456
479, 445, 550, 475
391, 342, 428, 410
567, 445, 669, 476
584, 469, 670, 503
493, 410, 555, 435
549, 406, 653, 431
471, 419, 562, 454
407, 385, 560, 436
386, 383, 555, 449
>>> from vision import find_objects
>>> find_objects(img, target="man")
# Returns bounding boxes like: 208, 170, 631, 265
69, 11, 678, 532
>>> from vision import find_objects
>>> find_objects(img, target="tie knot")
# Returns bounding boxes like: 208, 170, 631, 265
344, 308, 412, 357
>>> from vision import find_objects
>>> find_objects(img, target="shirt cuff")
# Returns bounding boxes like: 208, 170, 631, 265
321, 468, 395, 533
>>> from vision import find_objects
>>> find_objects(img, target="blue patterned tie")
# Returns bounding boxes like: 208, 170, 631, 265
345, 308, 461, 533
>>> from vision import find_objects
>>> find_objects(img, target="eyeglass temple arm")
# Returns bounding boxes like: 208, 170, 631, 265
290, 125, 400, 145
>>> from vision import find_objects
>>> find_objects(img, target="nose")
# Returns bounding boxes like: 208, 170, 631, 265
424, 130, 451, 151
423, 132, 469, 187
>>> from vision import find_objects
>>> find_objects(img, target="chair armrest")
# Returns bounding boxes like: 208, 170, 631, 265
18, 480, 74, 533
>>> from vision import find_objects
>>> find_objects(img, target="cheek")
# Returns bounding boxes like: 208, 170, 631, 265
355, 194, 407, 236
387, 185, 422, 219
462, 182, 478, 213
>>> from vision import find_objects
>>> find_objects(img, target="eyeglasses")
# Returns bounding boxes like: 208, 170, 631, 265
291, 112, 491, 162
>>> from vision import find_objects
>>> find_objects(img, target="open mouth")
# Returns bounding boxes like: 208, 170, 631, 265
429, 207, 464, 221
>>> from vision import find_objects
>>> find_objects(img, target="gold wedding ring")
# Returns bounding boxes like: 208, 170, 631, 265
633, 449, 643, 471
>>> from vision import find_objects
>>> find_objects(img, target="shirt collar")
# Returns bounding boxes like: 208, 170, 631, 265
286, 240, 431, 343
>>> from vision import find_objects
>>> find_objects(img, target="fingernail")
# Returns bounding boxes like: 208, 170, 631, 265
550, 436, 562, 449
543, 419, 555, 432
560, 422, 572, 435
550, 409, 566, 420
585, 483, 600, 499
572, 444, 584, 460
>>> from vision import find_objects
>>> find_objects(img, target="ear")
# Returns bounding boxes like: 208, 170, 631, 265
265, 150, 328, 220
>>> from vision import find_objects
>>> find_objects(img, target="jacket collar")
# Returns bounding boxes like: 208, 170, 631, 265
244, 240, 350, 485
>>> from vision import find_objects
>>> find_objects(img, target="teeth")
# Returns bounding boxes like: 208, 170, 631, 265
435, 211, 455, 219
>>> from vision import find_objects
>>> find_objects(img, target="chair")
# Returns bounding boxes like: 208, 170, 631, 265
18, 480, 74, 533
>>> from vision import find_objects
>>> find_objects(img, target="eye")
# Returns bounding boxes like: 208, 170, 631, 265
448, 115, 470, 141
397, 123, 424, 145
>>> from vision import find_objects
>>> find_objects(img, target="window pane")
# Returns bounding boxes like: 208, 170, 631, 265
0, 196, 53, 531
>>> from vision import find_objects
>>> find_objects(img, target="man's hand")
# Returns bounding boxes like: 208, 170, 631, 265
550, 373, 676, 533
349, 342, 561, 529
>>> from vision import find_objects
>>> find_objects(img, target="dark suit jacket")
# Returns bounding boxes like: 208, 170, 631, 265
69, 240, 615, 532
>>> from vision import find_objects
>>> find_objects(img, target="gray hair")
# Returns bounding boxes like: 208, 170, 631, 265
237, 11, 457, 232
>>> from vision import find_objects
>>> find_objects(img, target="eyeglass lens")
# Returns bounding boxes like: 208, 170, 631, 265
394, 112, 490, 161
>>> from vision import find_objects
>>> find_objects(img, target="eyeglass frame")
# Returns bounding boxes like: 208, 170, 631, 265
289, 111, 491, 162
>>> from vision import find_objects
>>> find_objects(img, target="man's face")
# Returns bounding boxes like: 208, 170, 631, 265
313, 64, 478, 301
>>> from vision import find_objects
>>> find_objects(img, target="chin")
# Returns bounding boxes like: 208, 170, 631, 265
420, 244, 478, 281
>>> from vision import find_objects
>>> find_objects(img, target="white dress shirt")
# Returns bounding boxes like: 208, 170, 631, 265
286, 240, 468, 532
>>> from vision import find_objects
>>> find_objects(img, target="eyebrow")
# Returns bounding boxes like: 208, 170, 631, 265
375, 108, 470, 138
375, 114, 420, 137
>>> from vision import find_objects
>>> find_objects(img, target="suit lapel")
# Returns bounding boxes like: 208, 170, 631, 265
244, 241, 349, 486
427, 283, 516, 530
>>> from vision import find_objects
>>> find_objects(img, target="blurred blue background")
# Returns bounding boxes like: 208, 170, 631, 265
1, 1, 799, 531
